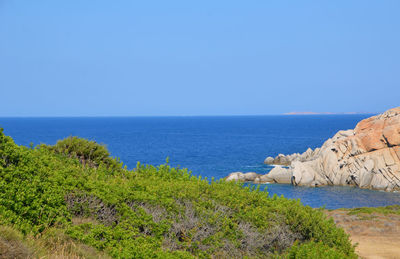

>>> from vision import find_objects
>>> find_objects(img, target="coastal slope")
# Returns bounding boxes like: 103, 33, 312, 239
227, 107, 400, 192
0, 129, 355, 258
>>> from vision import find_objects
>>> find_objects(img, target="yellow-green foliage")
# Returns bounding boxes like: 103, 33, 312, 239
285, 241, 351, 259
42, 136, 122, 170
0, 128, 356, 258
0, 225, 110, 258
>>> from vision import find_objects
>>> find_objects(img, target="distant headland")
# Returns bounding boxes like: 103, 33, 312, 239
283, 111, 374, 115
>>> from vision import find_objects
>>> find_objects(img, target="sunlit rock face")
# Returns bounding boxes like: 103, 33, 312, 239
233, 107, 400, 192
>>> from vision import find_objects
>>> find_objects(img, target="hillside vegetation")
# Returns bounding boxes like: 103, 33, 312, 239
0, 129, 356, 258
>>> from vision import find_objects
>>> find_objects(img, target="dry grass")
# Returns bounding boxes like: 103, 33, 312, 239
0, 226, 110, 259
32, 228, 111, 259
0, 226, 33, 259
326, 209, 400, 259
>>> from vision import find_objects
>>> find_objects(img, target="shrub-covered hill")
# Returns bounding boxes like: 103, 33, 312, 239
0, 129, 356, 258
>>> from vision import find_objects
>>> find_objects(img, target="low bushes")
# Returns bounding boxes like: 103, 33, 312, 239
0, 128, 356, 258
286, 241, 350, 259
42, 136, 122, 170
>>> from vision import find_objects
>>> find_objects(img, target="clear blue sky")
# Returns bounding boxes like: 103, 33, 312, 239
0, 1, 399, 116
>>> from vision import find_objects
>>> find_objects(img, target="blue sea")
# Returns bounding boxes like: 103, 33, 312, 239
1, 115, 400, 209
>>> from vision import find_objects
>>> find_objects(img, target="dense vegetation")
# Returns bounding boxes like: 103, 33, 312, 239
0, 128, 356, 258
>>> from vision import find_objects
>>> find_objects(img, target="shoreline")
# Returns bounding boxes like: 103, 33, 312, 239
244, 181, 400, 209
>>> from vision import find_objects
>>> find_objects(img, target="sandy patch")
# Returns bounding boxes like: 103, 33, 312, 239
326, 210, 400, 259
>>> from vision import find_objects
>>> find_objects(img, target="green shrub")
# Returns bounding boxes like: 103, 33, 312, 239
285, 241, 356, 259
0, 128, 356, 258
42, 136, 122, 171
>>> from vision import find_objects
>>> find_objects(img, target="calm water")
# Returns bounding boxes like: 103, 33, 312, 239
1, 115, 400, 209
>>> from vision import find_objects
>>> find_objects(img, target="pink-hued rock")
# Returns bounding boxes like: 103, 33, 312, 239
259, 107, 400, 192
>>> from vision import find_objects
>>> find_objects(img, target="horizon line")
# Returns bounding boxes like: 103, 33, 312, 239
0, 112, 378, 118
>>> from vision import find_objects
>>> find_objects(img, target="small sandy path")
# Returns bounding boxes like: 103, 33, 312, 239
326, 210, 400, 259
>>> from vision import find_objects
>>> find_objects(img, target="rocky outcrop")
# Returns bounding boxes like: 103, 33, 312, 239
225, 172, 259, 182
228, 107, 400, 192
264, 148, 319, 166
225, 167, 292, 184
